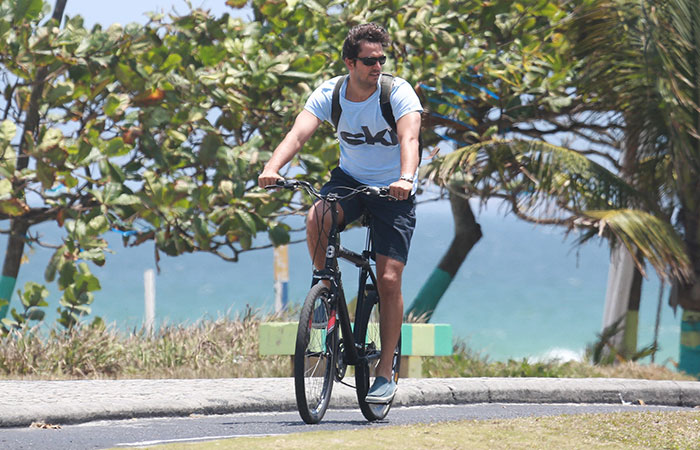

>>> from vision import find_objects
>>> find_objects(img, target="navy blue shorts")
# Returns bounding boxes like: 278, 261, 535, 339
318, 167, 416, 265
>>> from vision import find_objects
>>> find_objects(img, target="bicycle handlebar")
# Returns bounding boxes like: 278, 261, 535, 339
265, 178, 395, 201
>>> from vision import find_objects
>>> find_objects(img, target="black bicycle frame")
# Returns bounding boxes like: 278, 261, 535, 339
310, 194, 379, 368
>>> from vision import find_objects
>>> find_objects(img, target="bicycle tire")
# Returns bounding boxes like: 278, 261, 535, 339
294, 284, 337, 424
354, 290, 401, 421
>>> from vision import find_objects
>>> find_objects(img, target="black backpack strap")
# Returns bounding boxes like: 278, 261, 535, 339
379, 73, 396, 132
381, 73, 423, 163
331, 75, 347, 131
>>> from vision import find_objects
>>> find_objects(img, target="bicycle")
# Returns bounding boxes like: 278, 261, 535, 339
266, 178, 402, 424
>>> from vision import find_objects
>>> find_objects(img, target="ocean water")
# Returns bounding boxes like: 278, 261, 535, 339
2, 198, 681, 366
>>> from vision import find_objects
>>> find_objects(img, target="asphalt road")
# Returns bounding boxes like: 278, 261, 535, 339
2, 403, 695, 450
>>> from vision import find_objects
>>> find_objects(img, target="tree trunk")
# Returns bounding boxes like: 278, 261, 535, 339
0, 220, 29, 317
1, 0, 67, 318
623, 260, 643, 357
406, 190, 482, 321
677, 1, 700, 378
677, 204, 700, 377
601, 245, 635, 350
600, 112, 643, 358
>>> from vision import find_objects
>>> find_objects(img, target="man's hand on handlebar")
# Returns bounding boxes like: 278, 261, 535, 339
388, 179, 412, 201
258, 170, 283, 189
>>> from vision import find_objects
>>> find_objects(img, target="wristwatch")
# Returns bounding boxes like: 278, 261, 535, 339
399, 174, 414, 183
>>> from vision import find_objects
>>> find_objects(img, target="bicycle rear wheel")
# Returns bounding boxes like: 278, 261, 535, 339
294, 284, 337, 424
354, 289, 401, 421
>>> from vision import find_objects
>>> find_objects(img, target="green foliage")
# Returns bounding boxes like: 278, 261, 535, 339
396, 0, 577, 150
0, 282, 48, 333
56, 262, 101, 330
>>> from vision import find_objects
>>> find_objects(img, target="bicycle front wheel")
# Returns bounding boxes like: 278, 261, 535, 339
294, 284, 337, 424
354, 289, 401, 421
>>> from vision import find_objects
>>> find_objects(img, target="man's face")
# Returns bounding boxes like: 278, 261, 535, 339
346, 40, 385, 88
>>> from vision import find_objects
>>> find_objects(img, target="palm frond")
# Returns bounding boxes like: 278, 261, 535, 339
567, 0, 670, 165
424, 138, 691, 281
580, 209, 691, 281
425, 138, 654, 215
648, 0, 700, 187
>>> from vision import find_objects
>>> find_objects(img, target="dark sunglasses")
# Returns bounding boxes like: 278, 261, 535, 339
356, 55, 387, 66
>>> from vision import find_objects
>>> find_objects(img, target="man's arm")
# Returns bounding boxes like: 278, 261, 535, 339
389, 111, 421, 199
258, 110, 322, 188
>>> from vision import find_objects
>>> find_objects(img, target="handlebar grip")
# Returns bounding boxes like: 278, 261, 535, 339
365, 186, 391, 197
281, 179, 300, 189
265, 179, 297, 190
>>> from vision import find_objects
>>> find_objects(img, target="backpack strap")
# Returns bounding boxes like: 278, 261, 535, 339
331, 75, 347, 131
380, 73, 423, 163
379, 73, 396, 133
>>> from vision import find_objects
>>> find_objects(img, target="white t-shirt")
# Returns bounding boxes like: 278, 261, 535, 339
304, 75, 423, 186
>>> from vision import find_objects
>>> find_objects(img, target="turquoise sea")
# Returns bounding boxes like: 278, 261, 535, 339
2, 198, 681, 366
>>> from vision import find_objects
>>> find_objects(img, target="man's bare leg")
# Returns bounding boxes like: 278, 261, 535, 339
374, 254, 404, 380
306, 201, 344, 276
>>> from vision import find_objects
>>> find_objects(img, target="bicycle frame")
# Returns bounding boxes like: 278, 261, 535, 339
309, 193, 378, 369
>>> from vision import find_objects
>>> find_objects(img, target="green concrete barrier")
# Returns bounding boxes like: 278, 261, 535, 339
0, 275, 17, 318
258, 322, 453, 378
680, 310, 700, 378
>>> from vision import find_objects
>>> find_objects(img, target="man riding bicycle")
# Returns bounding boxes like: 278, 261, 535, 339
258, 23, 422, 403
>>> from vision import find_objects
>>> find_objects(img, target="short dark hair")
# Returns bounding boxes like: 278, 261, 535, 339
342, 23, 390, 60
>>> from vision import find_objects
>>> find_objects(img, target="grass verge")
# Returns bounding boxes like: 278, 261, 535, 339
422, 343, 696, 381
0, 311, 292, 379
0, 313, 696, 380
123, 411, 700, 450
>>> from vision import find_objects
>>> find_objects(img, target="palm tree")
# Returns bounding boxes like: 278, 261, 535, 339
424, 0, 700, 376
568, 0, 700, 375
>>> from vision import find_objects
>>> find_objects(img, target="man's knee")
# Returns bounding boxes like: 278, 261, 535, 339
307, 201, 343, 231
306, 204, 320, 231
376, 256, 404, 292
378, 269, 401, 289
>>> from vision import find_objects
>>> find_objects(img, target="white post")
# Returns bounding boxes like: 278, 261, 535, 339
274, 245, 289, 312
602, 244, 635, 348
144, 269, 156, 334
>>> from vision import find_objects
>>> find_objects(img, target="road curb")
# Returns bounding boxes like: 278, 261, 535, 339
0, 377, 697, 428
393, 378, 700, 407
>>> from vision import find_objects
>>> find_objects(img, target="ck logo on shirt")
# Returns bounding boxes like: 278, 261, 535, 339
340, 126, 398, 146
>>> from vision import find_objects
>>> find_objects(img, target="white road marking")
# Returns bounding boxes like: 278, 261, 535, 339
115, 433, 282, 447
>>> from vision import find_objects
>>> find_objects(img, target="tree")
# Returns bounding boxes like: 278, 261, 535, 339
425, 0, 700, 375
570, 0, 700, 375
400, 0, 582, 319
0, 0, 341, 329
